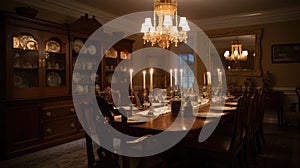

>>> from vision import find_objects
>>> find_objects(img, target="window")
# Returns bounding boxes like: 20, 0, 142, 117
179, 53, 195, 88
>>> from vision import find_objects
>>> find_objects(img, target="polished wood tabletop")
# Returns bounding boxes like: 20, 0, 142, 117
113, 102, 233, 136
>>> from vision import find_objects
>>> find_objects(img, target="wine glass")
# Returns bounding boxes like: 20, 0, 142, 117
161, 89, 167, 107
212, 86, 221, 103
148, 90, 155, 116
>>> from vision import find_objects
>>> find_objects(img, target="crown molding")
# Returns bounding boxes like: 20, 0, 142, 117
193, 5, 300, 30
14, 0, 117, 24
15, 0, 300, 31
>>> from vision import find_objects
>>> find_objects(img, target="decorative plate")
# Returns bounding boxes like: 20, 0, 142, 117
120, 50, 129, 59
13, 37, 20, 48
45, 40, 60, 53
47, 72, 61, 87
105, 48, 117, 58
19, 34, 38, 50
73, 39, 83, 53
26, 40, 38, 50
88, 45, 97, 55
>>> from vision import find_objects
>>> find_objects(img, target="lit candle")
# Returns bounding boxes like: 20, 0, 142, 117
150, 68, 154, 91
170, 69, 173, 88
174, 68, 177, 86
129, 68, 133, 90
143, 70, 146, 89
180, 68, 183, 87
207, 72, 211, 85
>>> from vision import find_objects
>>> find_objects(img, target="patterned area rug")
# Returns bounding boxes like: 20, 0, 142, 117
0, 138, 95, 168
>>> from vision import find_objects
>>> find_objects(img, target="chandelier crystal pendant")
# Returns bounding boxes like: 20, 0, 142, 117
140, 0, 190, 49
224, 41, 248, 63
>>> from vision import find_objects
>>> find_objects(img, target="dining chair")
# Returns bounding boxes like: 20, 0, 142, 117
181, 91, 249, 168
253, 88, 267, 153
83, 97, 167, 168
242, 90, 259, 166
80, 97, 119, 168
296, 88, 300, 112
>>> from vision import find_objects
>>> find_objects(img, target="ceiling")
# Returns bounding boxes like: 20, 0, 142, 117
71, 0, 300, 20
2, 0, 300, 29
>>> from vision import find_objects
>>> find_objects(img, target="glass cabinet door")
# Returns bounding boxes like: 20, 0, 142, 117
7, 26, 69, 99
8, 26, 41, 99
43, 32, 69, 96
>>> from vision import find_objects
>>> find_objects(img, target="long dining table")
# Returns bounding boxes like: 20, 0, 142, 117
113, 99, 236, 164
85, 97, 238, 168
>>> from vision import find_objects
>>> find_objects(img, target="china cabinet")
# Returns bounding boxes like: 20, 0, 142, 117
101, 39, 134, 89
0, 11, 135, 160
0, 11, 81, 160
5, 17, 69, 100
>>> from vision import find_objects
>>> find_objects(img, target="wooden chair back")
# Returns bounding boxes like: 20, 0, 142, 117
230, 90, 250, 153
296, 88, 300, 111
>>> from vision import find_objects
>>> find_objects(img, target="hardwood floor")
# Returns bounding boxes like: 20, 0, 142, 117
248, 123, 300, 168
0, 110, 300, 168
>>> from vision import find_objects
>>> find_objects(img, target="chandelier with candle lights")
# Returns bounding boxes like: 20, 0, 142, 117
140, 0, 190, 49
224, 40, 248, 63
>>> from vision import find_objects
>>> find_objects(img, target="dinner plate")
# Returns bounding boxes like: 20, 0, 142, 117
127, 116, 149, 124
45, 40, 60, 53
194, 112, 225, 118
225, 101, 238, 106
210, 106, 237, 111
47, 72, 61, 86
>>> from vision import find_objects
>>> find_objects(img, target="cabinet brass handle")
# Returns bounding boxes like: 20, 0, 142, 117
70, 123, 75, 128
42, 59, 46, 68
70, 108, 75, 113
39, 58, 42, 67
46, 112, 51, 117
46, 128, 52, 134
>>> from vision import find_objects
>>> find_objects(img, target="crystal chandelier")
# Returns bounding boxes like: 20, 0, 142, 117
140, 0, 190, 49
224, 40, 248, 63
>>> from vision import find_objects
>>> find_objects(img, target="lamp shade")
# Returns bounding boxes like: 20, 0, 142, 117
163, 15, 172, 26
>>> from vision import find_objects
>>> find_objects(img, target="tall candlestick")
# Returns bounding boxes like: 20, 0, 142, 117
217, 68, 220, 83
143, 70, 146, 89
204, 73, 206, 85
129, 68, 133, 90
170, 69, 173, 88
180, 68, 183, 87
219, 72, 222, 86
150, 68, 154, 91
174, 68, 177, 86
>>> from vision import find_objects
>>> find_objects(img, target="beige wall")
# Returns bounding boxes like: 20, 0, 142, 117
205, 20, 300, 89
132, 19, 300, 89
261, 20, 300, 88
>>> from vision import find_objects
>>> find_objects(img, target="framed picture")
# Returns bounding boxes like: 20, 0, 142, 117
272, 43, 300, 63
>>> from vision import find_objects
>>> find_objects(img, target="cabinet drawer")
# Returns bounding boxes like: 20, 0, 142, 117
44, 116, 78, 138
43, 104, 75, 119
